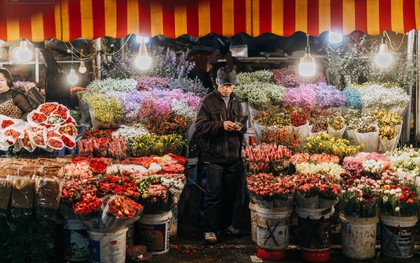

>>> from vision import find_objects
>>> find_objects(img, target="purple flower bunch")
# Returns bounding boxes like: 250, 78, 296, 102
284, 84, 317, 108
148, 89, 201, 117
272, 67, 327, 88
315, 83, 345, 108
133, 76, 169, 91
272, 68, 300, 87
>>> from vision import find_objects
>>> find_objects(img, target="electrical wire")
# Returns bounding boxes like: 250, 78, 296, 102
63, 33, 133, 62
385, 31, 405, 51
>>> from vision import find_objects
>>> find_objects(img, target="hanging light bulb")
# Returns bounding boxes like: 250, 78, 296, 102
375, 34, 392, 68
299, 34, 316, 77
67, 68, 78, 85
15, 39, 33, 62
67, 48, 79, 85
79, 61, 87, 74
328, 31, 343, 43
135, 37, 152, 70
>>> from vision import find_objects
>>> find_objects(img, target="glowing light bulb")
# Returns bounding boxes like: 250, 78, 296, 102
328, 31, 343, 43
67, 68, 79, 85
299, 52, 316, 77
79, 61, 87, 74
15, 40, 33, 62
375, 44, 393, 68
135, 39, 152, 70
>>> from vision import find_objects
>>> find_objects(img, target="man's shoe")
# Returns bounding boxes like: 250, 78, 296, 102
223, 225, 242, 237
204, 232, 218, 245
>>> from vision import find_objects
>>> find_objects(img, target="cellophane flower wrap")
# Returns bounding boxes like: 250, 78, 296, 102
340, 174, 381, 218
327, 111, 346, 139
291, 173, 341, 209
102, 195, 143, 231
380, 170, 418, 217
0, 178, 12, 217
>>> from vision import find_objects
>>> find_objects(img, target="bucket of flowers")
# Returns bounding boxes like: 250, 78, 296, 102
246, 173, 296, 209
379, 170, 419, 258
339, 174, 381, 260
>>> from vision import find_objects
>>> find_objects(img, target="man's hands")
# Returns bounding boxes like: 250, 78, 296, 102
223, 121, 242, 131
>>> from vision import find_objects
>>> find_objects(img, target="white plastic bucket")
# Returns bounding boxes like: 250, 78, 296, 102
340, 215, 379, 260
169, 205, 178, 239
380, 215, 418, 258
126, 224, 134, 248
88, 227, 128, 263
249, 202, 257, 243
64, 220, 90, 262
255, 204, 292, 250
135, 211, 172, 254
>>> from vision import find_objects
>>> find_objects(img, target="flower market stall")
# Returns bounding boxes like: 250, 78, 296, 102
0, 1, 420, 263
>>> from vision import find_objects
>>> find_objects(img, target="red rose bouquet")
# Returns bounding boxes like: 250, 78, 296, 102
102, 195, 143, 231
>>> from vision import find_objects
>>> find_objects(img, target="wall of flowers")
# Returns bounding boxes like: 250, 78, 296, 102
0, 41, 417, 262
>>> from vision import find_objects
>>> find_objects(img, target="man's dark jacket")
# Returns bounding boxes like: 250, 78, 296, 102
195, 90, 247, 163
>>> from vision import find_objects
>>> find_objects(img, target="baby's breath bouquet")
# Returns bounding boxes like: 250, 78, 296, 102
236, 70, 273, 86
86, 78, 137, 93
235, 82, 284, 111
346, 113, 379, 152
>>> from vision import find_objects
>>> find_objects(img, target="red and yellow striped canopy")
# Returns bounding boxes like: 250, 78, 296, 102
0, 0, 419, 42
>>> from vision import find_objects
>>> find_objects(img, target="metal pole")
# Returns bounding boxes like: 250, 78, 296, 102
96, 38, 102, 79
35, 47, 39, 83
404, 30, 416, 145
416, 30, 420, 146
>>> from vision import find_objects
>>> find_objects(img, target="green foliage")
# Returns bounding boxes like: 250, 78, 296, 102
324, 35, 371, 89
324, 33, 417, 90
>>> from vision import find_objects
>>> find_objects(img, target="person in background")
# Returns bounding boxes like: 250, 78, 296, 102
195, 66, 248, 245
0, 68, 33, 120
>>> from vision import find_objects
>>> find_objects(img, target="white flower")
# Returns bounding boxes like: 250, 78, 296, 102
395, 207, 400, 212
382, 196, 388, 203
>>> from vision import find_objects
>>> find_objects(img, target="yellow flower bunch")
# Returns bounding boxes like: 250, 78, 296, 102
84, 94, 123, 123
305, 133, 361, 160
379, 126, 398, 140
327, 112, 345, 130
373, 109, 402, 126
256, 109, 291, 127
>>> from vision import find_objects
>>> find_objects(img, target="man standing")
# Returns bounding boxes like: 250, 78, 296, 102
195, 66, 247, 245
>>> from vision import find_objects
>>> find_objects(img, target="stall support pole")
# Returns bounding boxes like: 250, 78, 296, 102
416, 30, 420, 146
96, 38, 102, 79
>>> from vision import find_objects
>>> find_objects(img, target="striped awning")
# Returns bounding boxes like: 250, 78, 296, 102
0, 0, 419, 42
